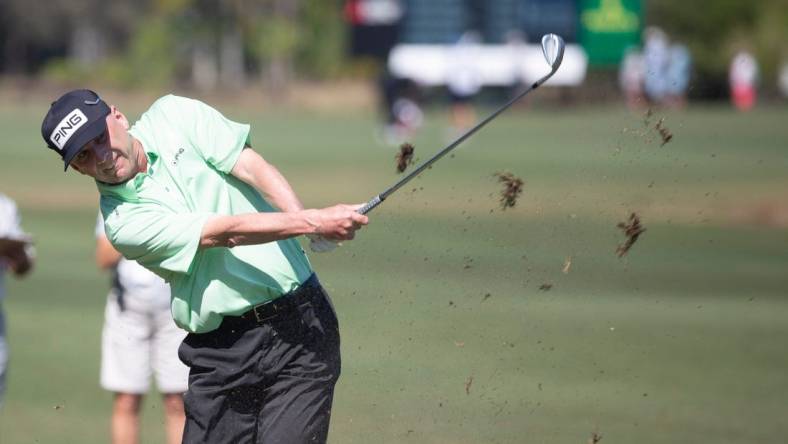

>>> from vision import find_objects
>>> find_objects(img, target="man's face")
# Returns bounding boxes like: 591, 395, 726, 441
70, 106, 140, 184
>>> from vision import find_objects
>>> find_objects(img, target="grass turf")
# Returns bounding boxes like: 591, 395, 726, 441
0, 99, 786, 443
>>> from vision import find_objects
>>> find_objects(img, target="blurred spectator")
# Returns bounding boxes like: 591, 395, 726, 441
643, 26, 670, 106
639, 27, 692, 109
95, 214, 188, 444
380, 78, 424, 146
446, 31, 483, 139
619, 47, 646, 110
0, 193, 34, 409
729, 50, 759, 111
344, 0, 419, 146
665, 43, 692, 109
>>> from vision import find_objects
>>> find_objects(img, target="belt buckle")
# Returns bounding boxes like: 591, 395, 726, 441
252, 301, 278, 323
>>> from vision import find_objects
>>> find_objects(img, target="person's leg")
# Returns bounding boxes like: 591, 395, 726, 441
100, 293, 152, 443
112, 393, 142, 444
178, 283, 341, 444
161, 393, 185, 444
257, 287, 341, 443
178, 326, 268, 444
151, 308, 188, 444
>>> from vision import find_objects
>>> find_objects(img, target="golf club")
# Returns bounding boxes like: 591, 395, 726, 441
357, 33, 565, 215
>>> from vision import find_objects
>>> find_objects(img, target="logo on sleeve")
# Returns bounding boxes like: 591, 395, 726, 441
50, 109, 88, 150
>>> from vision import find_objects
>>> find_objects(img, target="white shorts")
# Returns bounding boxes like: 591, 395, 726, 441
101, 291, 189, 394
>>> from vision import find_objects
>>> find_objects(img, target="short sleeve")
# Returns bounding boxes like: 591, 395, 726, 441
102, 199, 210, 277
94, 211, 106, 239
0, 195, 26, 239
169, 96, 251, 173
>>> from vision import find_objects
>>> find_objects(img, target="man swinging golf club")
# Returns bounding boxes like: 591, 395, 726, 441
41, 91, 367, 443
39, 32, 563, 443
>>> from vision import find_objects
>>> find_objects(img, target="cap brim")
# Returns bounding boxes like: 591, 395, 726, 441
61, 116, 108, 171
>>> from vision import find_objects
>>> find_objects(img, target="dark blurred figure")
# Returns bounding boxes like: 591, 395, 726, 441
345, 0, 422, 145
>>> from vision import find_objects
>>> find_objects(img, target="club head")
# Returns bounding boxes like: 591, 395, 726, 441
541, 34, 565, 72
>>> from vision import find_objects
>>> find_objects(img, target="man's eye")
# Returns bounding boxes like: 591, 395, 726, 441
76, 151, 88, 161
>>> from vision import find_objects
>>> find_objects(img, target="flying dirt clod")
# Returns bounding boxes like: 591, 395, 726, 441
655, 118, 673, 146
642, 109, 673, 146
616, 212, 646, 257
395, 143, 415, 173
465, 375, 474, 395
494, 172, 524, 210
588, 432, 603, 444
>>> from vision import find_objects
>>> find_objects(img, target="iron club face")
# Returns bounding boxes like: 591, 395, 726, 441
541, 33, 565, 72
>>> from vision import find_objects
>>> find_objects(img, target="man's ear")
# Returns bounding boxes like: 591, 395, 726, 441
110, 105, 130, 130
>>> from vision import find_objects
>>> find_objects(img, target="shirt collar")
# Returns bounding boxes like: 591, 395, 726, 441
95, 151, 159, 202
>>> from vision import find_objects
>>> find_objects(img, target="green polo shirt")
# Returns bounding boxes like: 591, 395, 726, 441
97, 95, 313, 333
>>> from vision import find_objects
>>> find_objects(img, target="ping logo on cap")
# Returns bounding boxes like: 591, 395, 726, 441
50, 108, 88, 150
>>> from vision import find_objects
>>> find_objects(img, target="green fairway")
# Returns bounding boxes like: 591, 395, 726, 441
1, 98, 787, 443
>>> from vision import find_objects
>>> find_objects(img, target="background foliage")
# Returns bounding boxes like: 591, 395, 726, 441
0, 0, 785, 98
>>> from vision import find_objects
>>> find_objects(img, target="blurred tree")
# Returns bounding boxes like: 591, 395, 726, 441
4, 0, 149, 84
296, 0, 345, 78
245, 0, 302, 99
751, 0, 788, 95
219, 0, 246, 89
2, 0, 784, 99
1, 0, 71, 73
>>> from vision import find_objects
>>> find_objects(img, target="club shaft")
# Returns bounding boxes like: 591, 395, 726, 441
358, 69, 557, 215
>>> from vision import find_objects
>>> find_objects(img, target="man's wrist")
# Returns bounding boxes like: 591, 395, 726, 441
298, 209, 321, 236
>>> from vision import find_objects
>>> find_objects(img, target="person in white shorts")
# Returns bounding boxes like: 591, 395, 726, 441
95, 214, 189, 444
0, 193, 34, 409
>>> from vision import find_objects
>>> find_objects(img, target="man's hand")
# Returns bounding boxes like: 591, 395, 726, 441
306, 204, 369, 241
0, 242, 33, 276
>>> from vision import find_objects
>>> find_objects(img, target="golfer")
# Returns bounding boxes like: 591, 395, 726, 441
41, 89, 368, 443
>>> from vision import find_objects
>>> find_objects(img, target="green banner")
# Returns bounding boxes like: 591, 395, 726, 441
580, 0, 642, 66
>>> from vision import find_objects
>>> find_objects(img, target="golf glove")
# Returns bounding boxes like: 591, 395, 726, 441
307, 235, 338, 253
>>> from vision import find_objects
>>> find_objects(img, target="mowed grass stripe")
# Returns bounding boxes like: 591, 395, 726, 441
1, 103, 787, 443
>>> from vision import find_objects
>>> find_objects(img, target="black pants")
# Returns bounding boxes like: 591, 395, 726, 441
179, 278, 341, 443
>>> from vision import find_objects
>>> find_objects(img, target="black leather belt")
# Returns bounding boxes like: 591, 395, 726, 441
222, 274, 322, 329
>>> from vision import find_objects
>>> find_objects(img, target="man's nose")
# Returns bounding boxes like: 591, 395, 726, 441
95, 144, 111, 165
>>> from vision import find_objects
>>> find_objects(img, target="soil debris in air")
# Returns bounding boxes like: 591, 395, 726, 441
588, 432, 603, 444
642, 108, 673, 146
493, 171, 524, 210
655, 118, 673, 146
562, 256, 572, 274
616, 212, 646, 257
396, 143, 415, 173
